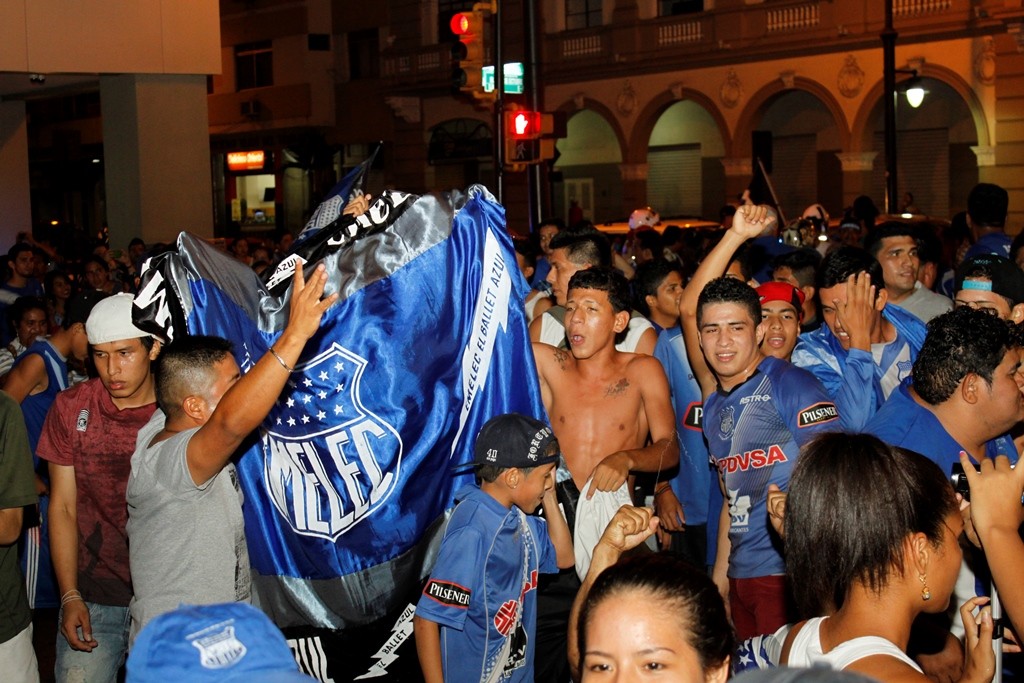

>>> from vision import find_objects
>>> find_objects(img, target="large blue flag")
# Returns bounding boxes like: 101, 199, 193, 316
134, 185, 545, 680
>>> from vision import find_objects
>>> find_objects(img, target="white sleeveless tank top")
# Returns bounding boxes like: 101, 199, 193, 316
786, 617, 923, 673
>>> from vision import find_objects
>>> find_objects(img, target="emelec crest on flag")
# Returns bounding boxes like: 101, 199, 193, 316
262, 342, 403, 540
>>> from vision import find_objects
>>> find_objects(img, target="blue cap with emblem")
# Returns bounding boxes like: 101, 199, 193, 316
127, 602, 314, 682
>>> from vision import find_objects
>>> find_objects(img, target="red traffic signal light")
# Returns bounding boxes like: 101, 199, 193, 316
508, 110, 541, 139
450, 10, 485, 95
450, 11, 481, 36
504, 109, 563, 170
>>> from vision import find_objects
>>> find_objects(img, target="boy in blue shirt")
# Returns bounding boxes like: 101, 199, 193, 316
414, 413, 574, 683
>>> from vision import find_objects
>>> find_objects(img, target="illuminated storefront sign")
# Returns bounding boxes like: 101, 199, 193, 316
227, 150, 266, 171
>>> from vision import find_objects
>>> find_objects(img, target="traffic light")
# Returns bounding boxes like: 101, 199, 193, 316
450, 10, 485, 96
509, 109, 541, 139
504, 106, 542, 170
505, 108, 565, 169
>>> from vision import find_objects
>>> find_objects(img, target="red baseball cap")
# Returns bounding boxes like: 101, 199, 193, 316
757, 281, 806, 321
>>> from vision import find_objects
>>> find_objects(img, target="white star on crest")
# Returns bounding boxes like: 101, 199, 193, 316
317, 410, 326, 421
334, 404, 344, 415
286, 398, 295, 408
303, 377, 313, 387
335, 361, 344, 371
287, 417, 296, 427
303, 395, 312, 404
276, 417, 282, 425
319, 370, 329, 381
335, 383, 344, 393
318, 390, 327, 400
301, 415, 310, 424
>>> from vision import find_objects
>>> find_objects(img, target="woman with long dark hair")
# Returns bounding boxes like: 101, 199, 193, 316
780, 433, 994, 682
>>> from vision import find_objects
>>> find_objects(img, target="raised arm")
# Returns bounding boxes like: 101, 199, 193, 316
185, 263, 338, 484
960, 452, 1024, 639
680, 205, 769, 399
568, 505, 658, 682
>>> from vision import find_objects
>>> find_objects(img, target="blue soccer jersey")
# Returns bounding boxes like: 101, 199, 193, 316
653, 327, 711, 527
416, 485, 557, 682
703, 356, 838, 578
865, 379, 1018, 472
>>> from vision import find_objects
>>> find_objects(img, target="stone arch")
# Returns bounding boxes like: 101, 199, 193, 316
627, 87, 732, 164
552, 96, 628, 161
424, 117, 492, 163
550, 98, 628, 223
732, 76, 851, 157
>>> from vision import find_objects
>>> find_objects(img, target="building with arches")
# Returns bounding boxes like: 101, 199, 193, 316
535, 0, 1017, 227
373, 0, 1024, 230
6, 0, 1024, 242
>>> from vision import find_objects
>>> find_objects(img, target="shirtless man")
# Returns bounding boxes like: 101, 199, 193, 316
533, 266, 678, 496
530, 266, 677, 683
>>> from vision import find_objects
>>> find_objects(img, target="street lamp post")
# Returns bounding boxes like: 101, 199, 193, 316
882, 0, 898, 214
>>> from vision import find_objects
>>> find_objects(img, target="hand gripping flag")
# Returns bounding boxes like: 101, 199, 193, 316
133, 185, 546, 680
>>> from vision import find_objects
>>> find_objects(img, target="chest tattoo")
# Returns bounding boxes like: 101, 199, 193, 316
604, 378, 630, 397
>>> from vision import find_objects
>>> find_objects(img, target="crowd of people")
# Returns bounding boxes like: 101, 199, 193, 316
415, 182, 1024, 683
3, 182, 1024, 683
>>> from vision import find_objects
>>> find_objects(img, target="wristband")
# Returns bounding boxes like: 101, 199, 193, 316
60, 589, 83, 607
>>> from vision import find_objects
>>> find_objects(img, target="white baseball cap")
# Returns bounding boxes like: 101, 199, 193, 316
86, 293, 150, 345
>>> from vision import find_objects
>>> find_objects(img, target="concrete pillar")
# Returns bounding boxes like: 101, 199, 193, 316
0, 101, 31, 248
618, 163, 648, 217
835, 152, 877, 211
721, 157, 752, 204
989, 34, 1024, 232
100, 74, 213, 248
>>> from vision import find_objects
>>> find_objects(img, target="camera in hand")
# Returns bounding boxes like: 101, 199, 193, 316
951, 460, 1017, 502
950, 462, 978, 501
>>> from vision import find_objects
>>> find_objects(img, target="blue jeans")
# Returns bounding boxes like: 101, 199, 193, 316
54, 602, 129, 683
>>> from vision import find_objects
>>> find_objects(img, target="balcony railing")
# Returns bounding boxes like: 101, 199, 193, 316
377, 0, 978, 91
562, 33, 605, 58
766, 2, 820, 32
658, 19, 704, 46
894, 0, 953, 17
